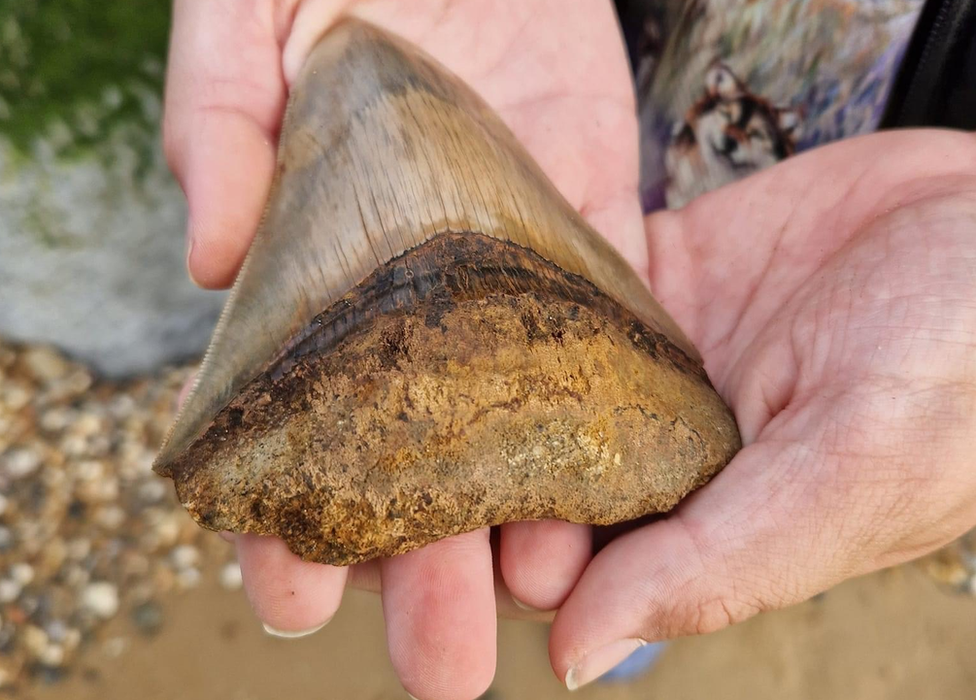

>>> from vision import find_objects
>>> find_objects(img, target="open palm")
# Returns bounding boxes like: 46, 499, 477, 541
548, 129, 976, 687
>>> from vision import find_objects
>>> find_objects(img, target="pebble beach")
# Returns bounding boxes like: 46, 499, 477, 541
0, 339, 239, 692
0, 336, 973, 697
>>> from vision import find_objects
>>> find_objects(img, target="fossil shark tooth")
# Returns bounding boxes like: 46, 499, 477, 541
153, 19, 741, 566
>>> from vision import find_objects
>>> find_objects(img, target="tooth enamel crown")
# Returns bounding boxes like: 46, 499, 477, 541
154, 20, 740, 565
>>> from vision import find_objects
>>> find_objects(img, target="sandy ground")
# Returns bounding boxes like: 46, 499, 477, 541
27, 563, 976, 700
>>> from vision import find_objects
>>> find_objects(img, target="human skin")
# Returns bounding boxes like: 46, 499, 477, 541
162, 1, 976, 697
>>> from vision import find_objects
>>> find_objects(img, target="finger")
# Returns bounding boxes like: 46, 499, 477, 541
345, 547, 556, 623
499, 520, 591, 611
163, 0, 287, 288
380, 529, 496, 700
236, 533, 347, 636
280, 0, 349, 85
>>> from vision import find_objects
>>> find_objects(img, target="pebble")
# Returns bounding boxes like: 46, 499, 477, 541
61, 628, 81, 653
120, 552, 150, 579
80, 582, 119, 619
34, 666, 64, 685
10, 563, 34, 587
18, 594, 39, 617
22, 626, 48, 659
73, 413, 104, 438
175, 567, 201, 591
95, 505, 126, 530
132, 602, 163, 636
43, 620, 67, 644
102, 637, 127, 659
2, 384, 31, 411
48, 369, 93, 401
151, 513, 181, 549
2, 448, 40, 480
37, 538, 67, 576
66, 537, 92, 561
920, 529, 976, 595
137, 479, 167, 504
60, 434, 90, 458
39, 407, 75, 433
0, 578, 21, 604
22, 346, 69, 382
106, 395, 136, 420
170, 544, 200, 570
75, 459, 105, 481
219, 561, 243, 591
38, 643, 65, 668
62, 565, 90, 589
3, 608, 22, 627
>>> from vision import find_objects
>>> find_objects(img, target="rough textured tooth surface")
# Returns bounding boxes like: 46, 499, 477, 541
153, 19, 741, 565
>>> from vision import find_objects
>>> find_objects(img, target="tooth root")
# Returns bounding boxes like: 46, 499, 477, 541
154, 20, 739, 564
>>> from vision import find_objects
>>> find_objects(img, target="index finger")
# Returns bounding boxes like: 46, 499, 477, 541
163, 0, 288, 288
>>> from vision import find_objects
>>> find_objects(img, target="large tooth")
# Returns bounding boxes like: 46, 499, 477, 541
154, 19, 740, 565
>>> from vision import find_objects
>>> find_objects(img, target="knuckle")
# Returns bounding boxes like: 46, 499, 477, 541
640, 520, 770, 639
686, 594, 760, 636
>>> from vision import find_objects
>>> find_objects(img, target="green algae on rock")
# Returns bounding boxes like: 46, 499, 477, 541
1, 0, 169, 162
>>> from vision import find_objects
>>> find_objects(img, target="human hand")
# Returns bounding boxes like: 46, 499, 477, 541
163, 1, 643, 698
547, 129, 976, 689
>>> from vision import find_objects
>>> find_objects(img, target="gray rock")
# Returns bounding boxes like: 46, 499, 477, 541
131, 602, 163, 636
0, 125, 223, 377
80, 581, 119, 619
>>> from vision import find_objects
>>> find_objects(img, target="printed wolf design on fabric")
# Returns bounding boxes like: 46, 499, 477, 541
665, 62, 802, 209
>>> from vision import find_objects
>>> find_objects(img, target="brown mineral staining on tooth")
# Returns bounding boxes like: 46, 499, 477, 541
154, 20, 743, 565
163, 234, 740, 565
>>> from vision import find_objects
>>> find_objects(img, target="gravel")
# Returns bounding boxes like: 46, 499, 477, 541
0, 338, 242, 692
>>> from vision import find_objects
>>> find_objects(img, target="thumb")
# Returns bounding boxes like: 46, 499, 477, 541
547, 434, 884, 691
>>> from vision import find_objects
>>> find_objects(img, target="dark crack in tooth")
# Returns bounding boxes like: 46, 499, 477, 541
153, 19, 741, 566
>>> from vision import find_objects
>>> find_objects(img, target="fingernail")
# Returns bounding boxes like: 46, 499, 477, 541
262, 620, 329, 639
406, 694, 420, 700
185, 228, 203, 288
218, 530, 235, 543
511, 595, 544, 613
565, 638, 648, 691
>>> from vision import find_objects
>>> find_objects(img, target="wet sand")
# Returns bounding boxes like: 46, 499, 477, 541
29, 564, 976, 700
